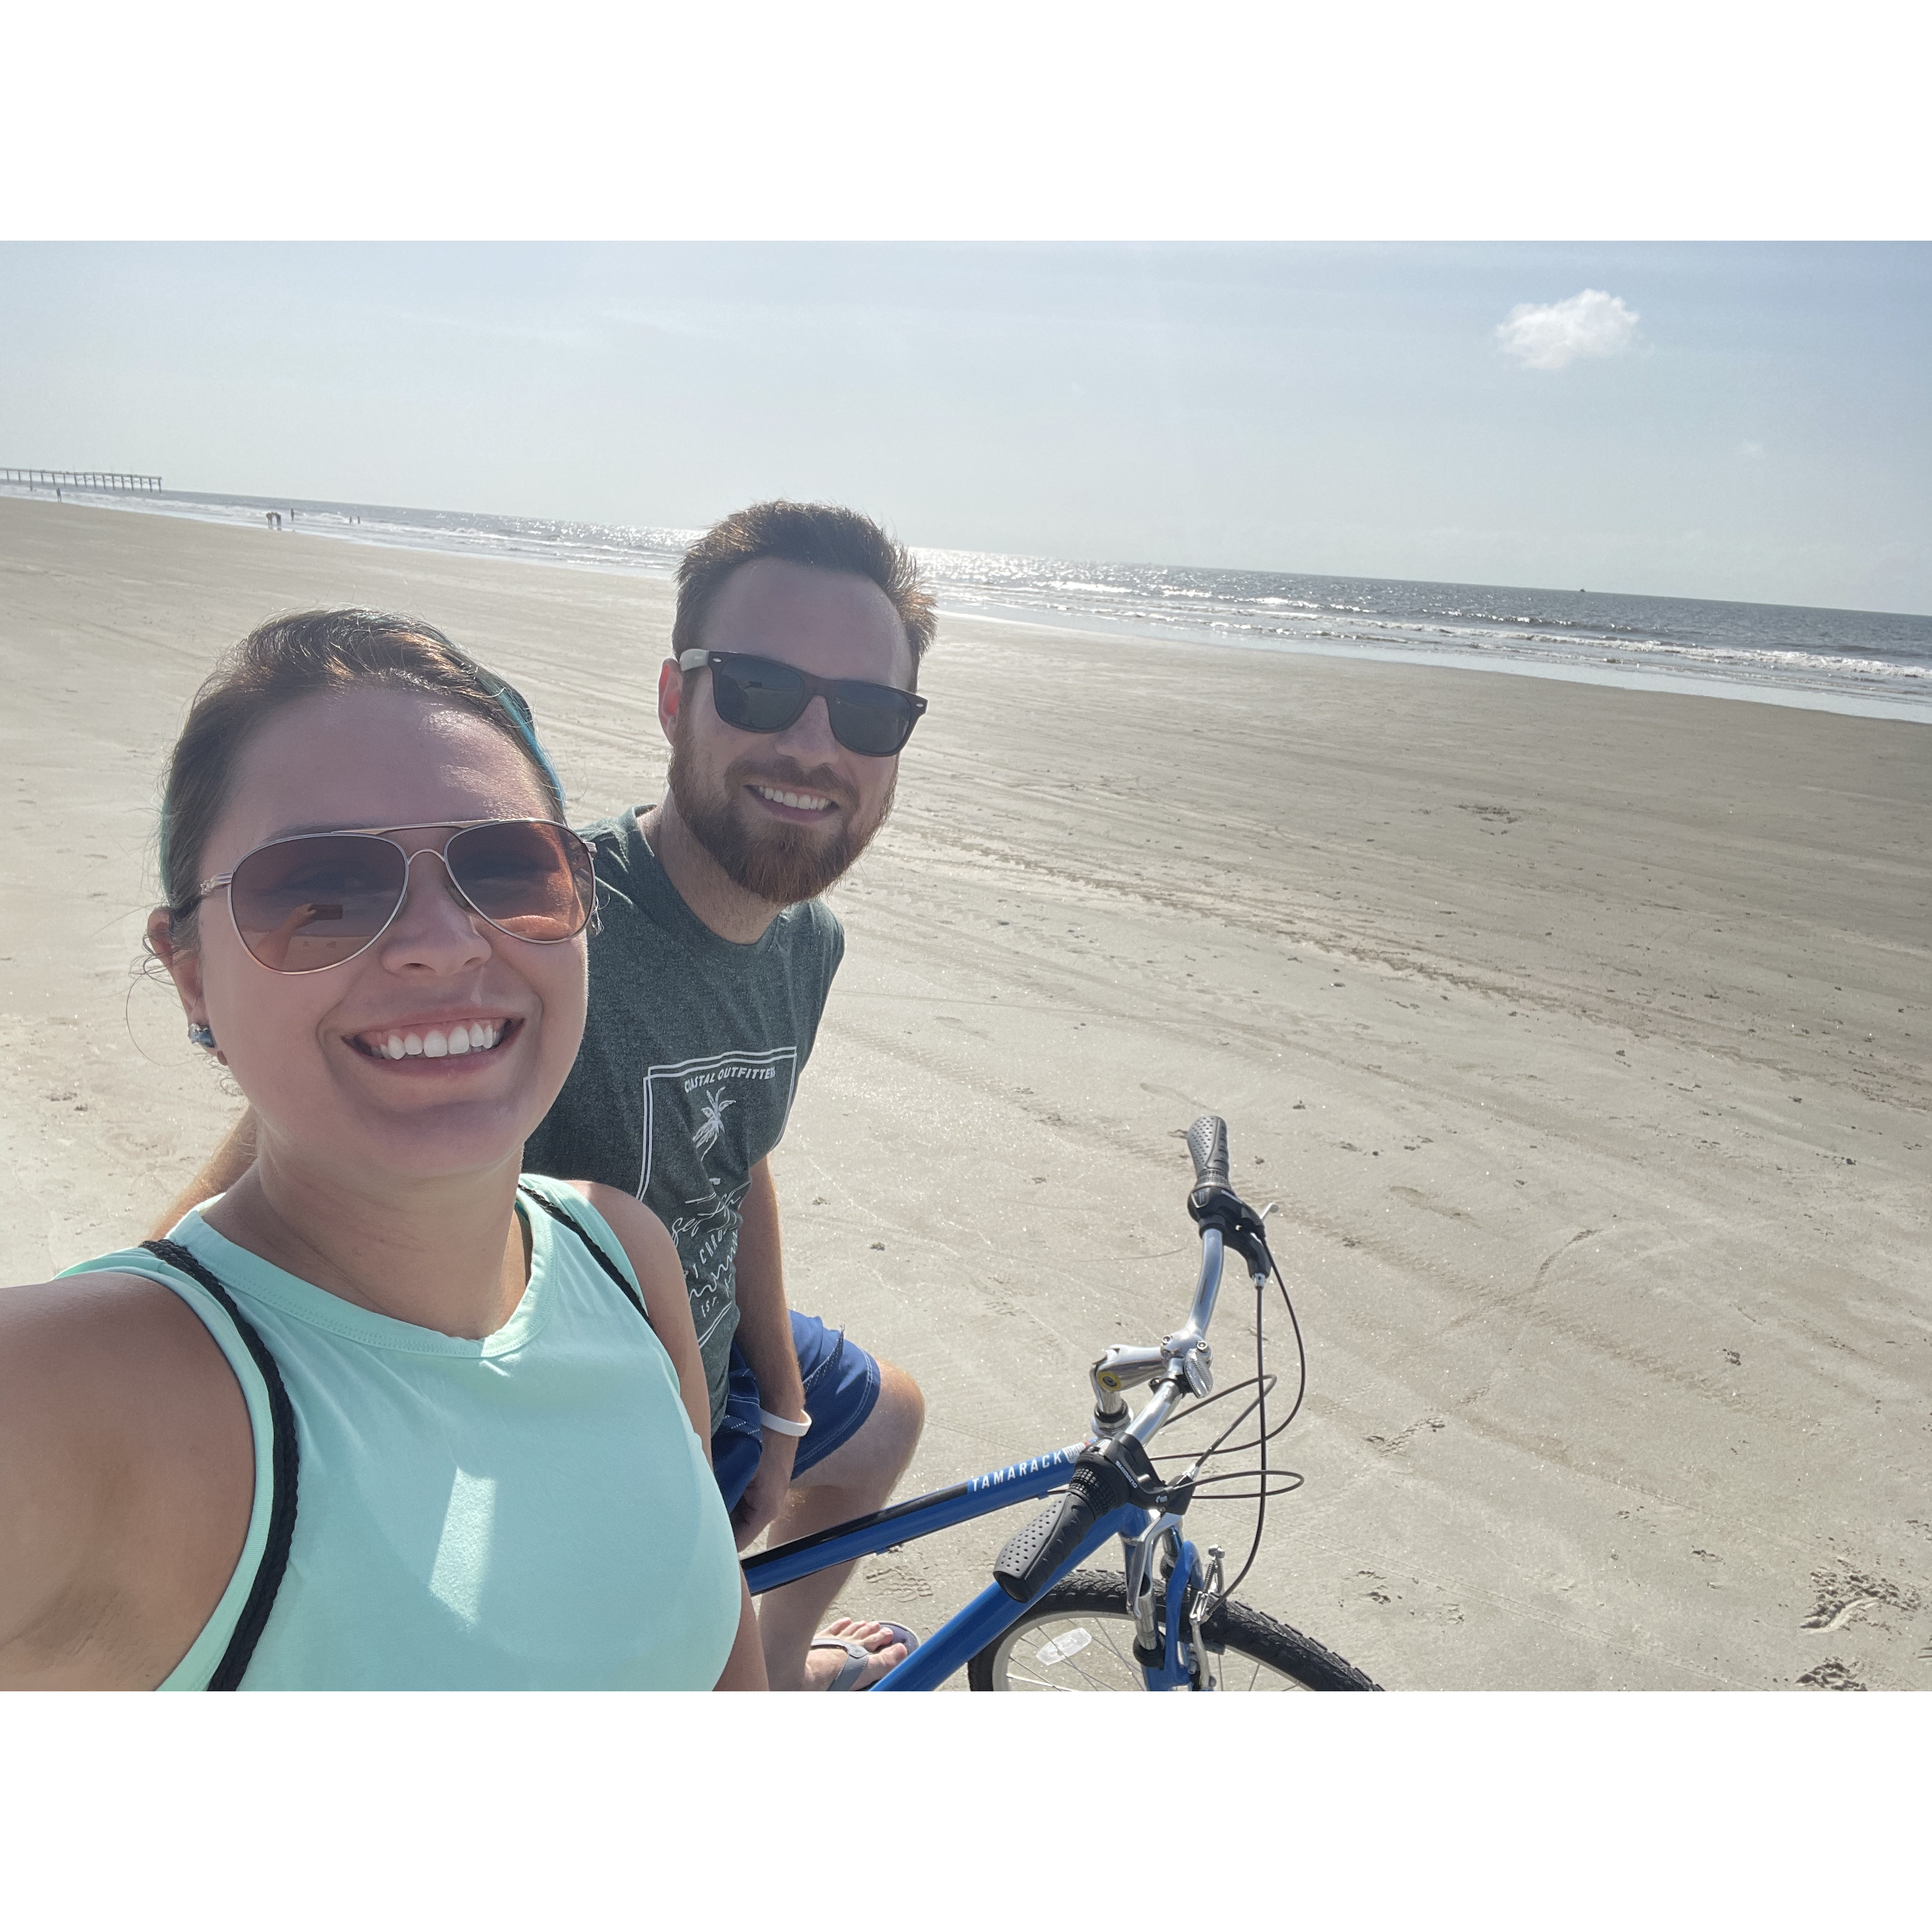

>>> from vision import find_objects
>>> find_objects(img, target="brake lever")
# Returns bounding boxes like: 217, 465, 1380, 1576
1187, 1182, 1277, 1281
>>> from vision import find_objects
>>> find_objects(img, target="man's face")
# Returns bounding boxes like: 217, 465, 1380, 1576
662, 557, 915, 906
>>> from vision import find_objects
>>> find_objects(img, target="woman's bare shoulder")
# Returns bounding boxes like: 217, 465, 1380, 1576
0, 1267, 238, 1413
0, 1271, 254, 1688
566, 1182, 677, 1268
0, 1267, 245, 1406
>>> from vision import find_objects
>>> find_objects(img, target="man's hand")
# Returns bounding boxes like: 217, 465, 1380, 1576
729, 1426, 799, 1550
727, 1158, 806, 1550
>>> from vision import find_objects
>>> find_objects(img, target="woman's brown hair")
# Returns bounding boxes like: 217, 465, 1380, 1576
158, 608, 565, 942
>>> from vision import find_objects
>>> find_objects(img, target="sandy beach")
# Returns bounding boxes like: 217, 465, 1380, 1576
3, 493, 1927, 1691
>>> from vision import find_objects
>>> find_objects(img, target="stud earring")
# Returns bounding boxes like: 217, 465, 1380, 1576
188, 1021, 218, 1051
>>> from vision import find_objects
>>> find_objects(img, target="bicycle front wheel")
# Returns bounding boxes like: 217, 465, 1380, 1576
967, 1569, 1379, 1691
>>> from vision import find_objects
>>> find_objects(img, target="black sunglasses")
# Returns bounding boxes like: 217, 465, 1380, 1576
678, 650, 927, 758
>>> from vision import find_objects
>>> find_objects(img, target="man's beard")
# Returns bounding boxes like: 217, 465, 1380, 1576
667, 736, 896, 907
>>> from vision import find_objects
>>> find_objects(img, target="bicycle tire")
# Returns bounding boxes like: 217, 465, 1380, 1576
967, 1568, 1379, 1691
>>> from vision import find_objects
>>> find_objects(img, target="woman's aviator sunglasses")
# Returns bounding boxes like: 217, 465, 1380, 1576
193, 820, 599, 974
678, 650, 927, 757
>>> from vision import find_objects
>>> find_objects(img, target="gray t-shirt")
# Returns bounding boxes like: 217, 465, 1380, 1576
522, 807, 845, 1425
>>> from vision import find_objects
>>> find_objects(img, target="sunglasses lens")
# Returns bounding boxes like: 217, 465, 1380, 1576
709, 655, 918, 756
229, 835, 408, 972
711, 658, 808, 733
448, 821, 595, 941
828, 687, 918, 756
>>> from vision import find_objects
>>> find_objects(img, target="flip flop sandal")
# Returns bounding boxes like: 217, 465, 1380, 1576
809, 1621, 921, 1691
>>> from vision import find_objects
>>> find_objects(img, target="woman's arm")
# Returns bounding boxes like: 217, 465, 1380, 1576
575, 1184, 713, 1456
714, 1574, 769, 1690
0, 1274, 252, 1690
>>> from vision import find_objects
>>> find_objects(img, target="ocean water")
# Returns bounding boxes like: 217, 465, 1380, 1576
10, 482, 1930, 721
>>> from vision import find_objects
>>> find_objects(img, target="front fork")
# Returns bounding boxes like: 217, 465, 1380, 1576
1123, 1516, 1227, 1690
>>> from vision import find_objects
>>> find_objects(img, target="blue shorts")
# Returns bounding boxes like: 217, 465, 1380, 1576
711, 1312, 882, 1512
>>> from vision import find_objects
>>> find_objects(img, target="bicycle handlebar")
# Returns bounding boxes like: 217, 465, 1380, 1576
989, 1120, 1290, 1630
997, 1117, 1276, 1603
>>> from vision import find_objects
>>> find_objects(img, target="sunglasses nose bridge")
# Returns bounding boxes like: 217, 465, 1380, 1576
390, 841, 485, 927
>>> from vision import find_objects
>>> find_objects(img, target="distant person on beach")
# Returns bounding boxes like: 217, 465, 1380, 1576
158, 502, 933, 1690
0, 613, 760, 1688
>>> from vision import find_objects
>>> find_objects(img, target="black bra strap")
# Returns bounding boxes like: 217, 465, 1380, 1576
139, 1239, 301, 1691
517, 1184, 656, 1332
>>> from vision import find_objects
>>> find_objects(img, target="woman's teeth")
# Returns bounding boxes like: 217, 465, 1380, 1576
374, 1021, 502, 1060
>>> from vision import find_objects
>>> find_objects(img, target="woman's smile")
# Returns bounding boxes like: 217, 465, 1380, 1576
345, 1014, 524, 1063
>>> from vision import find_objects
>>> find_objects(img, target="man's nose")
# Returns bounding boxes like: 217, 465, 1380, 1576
771, 693, 839, 759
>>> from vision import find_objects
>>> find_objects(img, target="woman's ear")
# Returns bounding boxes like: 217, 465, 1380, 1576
147, 908, 208, 1029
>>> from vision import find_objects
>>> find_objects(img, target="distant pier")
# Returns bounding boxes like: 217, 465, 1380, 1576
2, 469, 163, 494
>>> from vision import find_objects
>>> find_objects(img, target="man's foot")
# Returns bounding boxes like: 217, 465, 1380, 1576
805, 1618, 915, 1690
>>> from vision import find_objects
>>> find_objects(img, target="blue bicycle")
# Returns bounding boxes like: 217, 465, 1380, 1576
744, 1115, 1380, 1691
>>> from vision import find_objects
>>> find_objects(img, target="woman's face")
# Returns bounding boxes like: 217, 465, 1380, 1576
163, 687, 587, 1189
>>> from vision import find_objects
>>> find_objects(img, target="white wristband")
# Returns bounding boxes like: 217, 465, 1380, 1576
759, 1407, 812, 1438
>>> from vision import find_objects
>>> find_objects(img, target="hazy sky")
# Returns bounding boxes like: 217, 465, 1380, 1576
4, 242, 1927, 612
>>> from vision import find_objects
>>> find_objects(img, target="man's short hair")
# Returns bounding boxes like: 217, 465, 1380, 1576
672, 500, 935, 683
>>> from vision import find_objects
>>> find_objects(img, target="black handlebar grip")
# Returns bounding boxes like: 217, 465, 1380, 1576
992, 1458, 1131, 1602
1186, 1115, 1231, 1192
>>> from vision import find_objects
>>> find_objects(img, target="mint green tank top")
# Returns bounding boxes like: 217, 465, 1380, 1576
61, 1175, 741, 1690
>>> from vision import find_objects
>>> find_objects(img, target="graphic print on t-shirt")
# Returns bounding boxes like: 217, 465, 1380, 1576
637, 1047, 799, 1355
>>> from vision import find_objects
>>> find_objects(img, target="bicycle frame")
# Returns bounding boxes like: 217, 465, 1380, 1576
741, 1442, 1210, 1690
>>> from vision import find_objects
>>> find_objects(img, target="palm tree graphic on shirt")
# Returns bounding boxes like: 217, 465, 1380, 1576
691, 1085, 736, 1158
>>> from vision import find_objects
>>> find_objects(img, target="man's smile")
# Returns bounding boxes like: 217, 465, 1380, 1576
747, 781, 838, 822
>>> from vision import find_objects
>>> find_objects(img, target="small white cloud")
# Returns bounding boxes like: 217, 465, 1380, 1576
1740, 440, 1765, 460
1496, 288, 1640, 372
